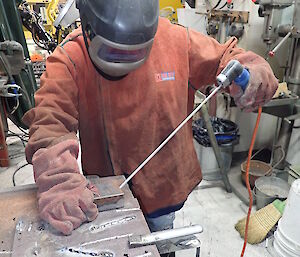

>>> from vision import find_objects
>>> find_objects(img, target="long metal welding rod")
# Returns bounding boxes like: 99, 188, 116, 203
119, 84, 222, 189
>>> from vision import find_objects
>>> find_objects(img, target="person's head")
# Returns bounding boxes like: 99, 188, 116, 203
76, 0, 159, 80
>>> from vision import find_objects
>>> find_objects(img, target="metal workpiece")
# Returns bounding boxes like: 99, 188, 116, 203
88, 175, 140, 211
89, 175, 125, 211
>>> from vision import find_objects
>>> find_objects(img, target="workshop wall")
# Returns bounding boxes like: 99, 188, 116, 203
179, 1, 299, 165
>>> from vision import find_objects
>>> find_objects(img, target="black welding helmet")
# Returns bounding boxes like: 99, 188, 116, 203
76, 0, 159, 79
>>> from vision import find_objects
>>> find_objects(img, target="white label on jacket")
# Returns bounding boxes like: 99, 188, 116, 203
155, 71, 175, 82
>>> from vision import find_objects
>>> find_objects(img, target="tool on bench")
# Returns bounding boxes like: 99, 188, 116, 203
120, 60, 250, 189
129, 225, 203, 255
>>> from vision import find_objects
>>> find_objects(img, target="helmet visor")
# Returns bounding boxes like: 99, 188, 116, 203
88, 34, 154, 77
97, 44, 149, 63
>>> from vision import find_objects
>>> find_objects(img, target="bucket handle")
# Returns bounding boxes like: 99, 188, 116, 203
252, 185, 280, 199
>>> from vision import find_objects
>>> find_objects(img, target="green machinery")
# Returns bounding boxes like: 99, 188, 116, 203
0, 0, 37, 129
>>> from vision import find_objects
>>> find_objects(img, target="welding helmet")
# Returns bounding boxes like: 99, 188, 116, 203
76, 0, 159, 79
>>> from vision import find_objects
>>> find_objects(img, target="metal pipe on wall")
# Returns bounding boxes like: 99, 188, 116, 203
288, 39, 300, 95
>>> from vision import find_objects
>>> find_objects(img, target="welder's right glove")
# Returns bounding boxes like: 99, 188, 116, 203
229, 52, 278, 112
32, 140, 98, 235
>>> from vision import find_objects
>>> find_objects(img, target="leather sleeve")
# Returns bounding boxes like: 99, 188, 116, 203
188, 29, 245, 91
23, 43, 81, 163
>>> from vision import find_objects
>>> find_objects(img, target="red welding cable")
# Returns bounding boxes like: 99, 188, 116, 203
240, 106, 262, 257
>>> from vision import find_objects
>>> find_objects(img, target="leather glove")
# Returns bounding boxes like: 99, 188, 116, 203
32, 139, 98, 235
229, 52, 278, 112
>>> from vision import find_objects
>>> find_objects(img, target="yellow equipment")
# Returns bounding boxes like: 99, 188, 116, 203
159, 0, 183, 23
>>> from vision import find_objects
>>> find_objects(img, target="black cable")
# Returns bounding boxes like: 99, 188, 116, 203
6, 134, 27, 147
219, 1, 228, 9
19, 85, 33, 109
212, 0, 223, 9
7, 125, 29, 136
8, 129, 29, 138
12, 163, 30, 186
293, 125, 300, 129
15, 125, 29, 136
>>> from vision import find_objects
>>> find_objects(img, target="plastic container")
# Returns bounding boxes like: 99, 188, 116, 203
193, 140, 233, 181
273, 179, 300, 257
253, 176, 290, 210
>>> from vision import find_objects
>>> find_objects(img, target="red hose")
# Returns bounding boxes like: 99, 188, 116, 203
240, 107, 262, 257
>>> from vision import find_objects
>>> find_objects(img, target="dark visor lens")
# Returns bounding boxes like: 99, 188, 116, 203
97, 44, 148, 63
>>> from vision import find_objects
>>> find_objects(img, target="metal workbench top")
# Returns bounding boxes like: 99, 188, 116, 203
0, 175, 160, 257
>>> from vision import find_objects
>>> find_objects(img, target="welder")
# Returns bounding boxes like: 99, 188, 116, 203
23, 0, 278, 245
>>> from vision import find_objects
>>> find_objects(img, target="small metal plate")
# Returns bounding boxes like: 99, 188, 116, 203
87, 175, 125, 211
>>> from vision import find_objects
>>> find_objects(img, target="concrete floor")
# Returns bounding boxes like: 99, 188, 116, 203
0, 125, 273, 257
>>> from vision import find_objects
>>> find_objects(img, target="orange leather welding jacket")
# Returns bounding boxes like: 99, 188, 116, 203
24, 18, 250, 214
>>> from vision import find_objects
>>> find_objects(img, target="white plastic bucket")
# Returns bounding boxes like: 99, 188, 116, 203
273, 179, 300, 257
274, 226, 300, 255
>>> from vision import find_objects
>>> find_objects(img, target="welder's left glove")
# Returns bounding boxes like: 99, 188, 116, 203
32, 140, 99, 235
229, 52, 278, 112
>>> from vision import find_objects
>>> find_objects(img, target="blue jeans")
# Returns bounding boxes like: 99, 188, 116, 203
145, 212, 175, 232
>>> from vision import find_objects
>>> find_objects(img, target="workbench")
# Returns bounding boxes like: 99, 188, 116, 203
0, 176, 160, 257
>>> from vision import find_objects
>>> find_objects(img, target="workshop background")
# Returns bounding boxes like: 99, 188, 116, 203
1, 0, 300, 257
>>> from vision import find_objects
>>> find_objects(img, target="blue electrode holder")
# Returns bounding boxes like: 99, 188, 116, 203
234, 68, 250, 92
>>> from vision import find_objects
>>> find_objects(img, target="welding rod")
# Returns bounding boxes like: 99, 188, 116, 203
119, 60, 248, 189
119, 84, 222, 189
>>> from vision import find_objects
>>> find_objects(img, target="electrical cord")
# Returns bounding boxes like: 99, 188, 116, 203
6, 134, 27, 147
12, 163, 30, 186
271, 146, 285, 170
212, 0, 223, 9
16, 126, 29, 136
219, 1, 228, 9
240, 106, 262, 257
7, 129, 29, 138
